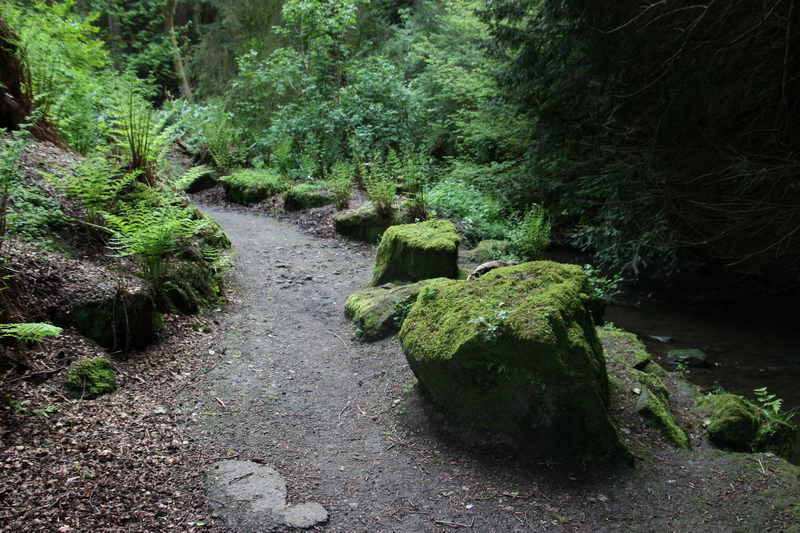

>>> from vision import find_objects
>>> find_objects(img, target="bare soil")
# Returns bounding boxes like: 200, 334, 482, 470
1, 145, 799, 532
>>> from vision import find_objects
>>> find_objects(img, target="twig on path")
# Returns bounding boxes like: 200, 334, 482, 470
339, 402, 350, 420
6, 366, 66, 384
228, 472, 254, 485
434, 517, 475, 528
215, 397, 226, 408
333, 333, 347, 347
356, 404, 366, 416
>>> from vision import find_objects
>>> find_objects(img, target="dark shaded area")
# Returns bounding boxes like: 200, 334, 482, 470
0, 17, 66, 146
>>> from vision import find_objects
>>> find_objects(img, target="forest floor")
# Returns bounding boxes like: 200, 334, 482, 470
1, 144, 800, 532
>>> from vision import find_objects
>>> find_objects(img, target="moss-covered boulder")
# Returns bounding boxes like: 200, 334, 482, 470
599, 328, 688, 448
193, 208, 232, 249
696, 394, 761, 449
332, 202, 400, 243
66, 283, 154, 351
399, 261, 628, 461
65, 358, 117, 399
283, 183, 333, 211
694, 393, 797, 459
222, 169, 286, 206
183, 168, 218, 194
370, 220, 460, 286
345, 279, 446, 342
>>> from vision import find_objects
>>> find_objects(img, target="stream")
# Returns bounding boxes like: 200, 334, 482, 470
606, 272, 800, 459
546, 249, 800, 459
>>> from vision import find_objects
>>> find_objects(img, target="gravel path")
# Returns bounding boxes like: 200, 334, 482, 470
183, 206, 800, 533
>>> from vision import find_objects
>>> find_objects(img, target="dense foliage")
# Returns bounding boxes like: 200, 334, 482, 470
2, 0, 799, 289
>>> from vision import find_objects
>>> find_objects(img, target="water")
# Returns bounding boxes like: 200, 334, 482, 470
604, 281, 800, 411
548, 250, 800, 460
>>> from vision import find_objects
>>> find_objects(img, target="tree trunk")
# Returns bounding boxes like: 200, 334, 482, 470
163, 0, 192, 101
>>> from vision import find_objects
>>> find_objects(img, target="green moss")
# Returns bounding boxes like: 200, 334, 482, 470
283, 183, 333, 211
193, 208, 231, 249
66, 358, 117, 399
696, 394, 761, 449
695, 393, 798, 460
599, 329, 652, 369
222, 169, 286, 206
345, 279, 447, 341
371, 220, 461, 286
399, 261, 627, 461
332, 202, 402, 242
69, 290, 154, 351
633, 371, 690, 449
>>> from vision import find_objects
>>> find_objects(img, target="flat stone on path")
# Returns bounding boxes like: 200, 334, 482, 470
206, 460, 328, 531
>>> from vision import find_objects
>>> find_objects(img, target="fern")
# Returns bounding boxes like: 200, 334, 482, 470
108, 73, 178, 184
104, 204, 210, 283
364, 154, 396, 218
45, 155, 135, 226
0, 323, 63, 343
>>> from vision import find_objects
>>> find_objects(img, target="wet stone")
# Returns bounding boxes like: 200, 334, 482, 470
666, 348, 708, 367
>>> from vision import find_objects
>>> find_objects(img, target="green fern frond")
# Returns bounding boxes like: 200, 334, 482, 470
0, 323, 63, 343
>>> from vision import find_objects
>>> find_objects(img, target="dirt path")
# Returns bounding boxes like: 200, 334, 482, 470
182, 206, 800, 533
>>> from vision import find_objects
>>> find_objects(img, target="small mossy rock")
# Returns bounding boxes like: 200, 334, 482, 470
345, 279, 447, 342
667, 348, 708, 367
163, 260, 221, 314
695, 394, 761, 449
66, 284, 154, 351
193, 208, 232, 249
283, 183, 333, 211
65, 358, 116, 399
695, 394, 798, 460
183, 168, 217, 194
753, 420, 798, 460
222, 169, 286, 206
332, 202, 401, 243
633, 371, 690, 449
371, 220, 460, 286
399, 261, 628, 461
642, 361, 668, 377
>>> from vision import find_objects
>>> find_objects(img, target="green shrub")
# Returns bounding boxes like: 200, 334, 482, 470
427, 178, 506, 241
6, 183, 66, 242
46, 155, 134, 226
327, 162, 355, 211
104, 204, 210, 284
364, 155, 396, 218
507, 207, 550, 261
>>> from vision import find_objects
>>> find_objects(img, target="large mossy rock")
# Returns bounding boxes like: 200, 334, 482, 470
370, 220, 460, 286
599, 329, 689, 449
182, 168, 218, 194
283, 183, 333, 211
345, 279, 447, 342
332, 202, 401, 243
67, 285, 155, 351
399, 261, 628, 461
221, 169, 286, 206
694, 394, 798, 460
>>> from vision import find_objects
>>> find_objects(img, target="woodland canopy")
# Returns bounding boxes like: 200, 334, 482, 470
2, 0, 799, 290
